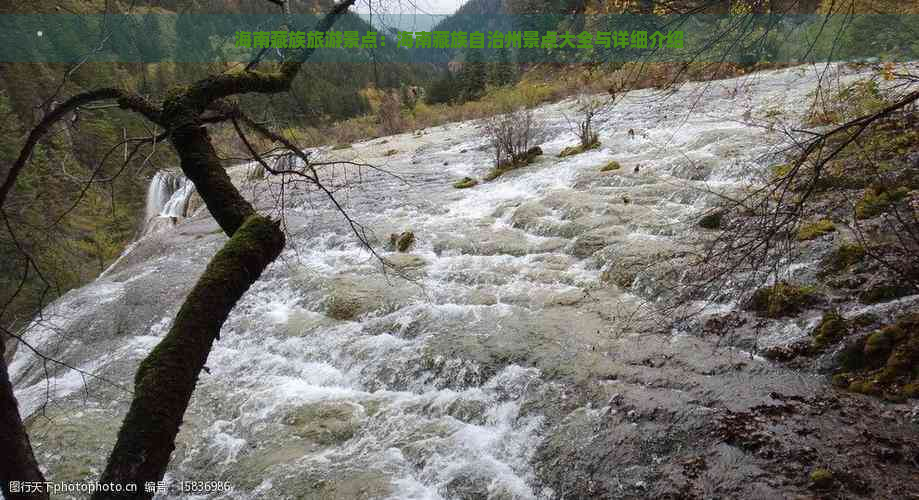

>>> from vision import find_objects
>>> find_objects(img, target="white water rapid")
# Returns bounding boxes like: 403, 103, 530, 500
9, 64, 917, 499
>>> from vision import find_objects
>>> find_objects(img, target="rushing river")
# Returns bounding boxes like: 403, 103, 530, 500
10, 64, 915, 499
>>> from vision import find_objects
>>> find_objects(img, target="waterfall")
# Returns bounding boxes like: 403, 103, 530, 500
160, 180, 195, 219
143, 171, 196, 233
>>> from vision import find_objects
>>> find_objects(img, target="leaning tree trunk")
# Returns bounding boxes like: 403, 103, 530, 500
0, 4, 358, 497
92, 124, 285, 499
0, 336, 49, 500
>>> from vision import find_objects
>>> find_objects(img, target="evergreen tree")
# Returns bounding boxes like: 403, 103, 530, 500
490, 46, 516, 87
458, 47, 488, 103
426, 70, 459, 105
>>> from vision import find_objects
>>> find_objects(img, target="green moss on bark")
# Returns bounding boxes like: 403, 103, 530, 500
170, 125, 256, 236
101, 215, 285, 493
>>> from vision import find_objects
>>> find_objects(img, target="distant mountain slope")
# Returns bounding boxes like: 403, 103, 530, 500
432, 0, 509, 34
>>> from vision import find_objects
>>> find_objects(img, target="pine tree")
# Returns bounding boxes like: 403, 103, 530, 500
458, 47, 488, 102
427, 70, 459, 104
491, 46, 516, 87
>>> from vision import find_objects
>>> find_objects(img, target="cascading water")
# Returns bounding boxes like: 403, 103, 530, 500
9, 65, 919, 499
144, 170, 196, 233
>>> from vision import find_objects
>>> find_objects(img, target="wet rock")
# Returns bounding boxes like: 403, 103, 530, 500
569, 227, 623, 258
444, 397, 490, 423
761, 340, 813, 362
186, 192, 205, 215
225, 442, 316, 490
465, 289, 498, 305
390, 231, 416, 252
600, 160, 622, 172
570, 234, 609, 258
279, 309, 338, 337
541, 188, 600, 220
434, 227, 566, 257
279, 471, 392, 500
383, 253, 427, 271
858, 278, 913, 304
283, 401, 360, 445
25, 407, 121, 483
531, 253, 577, 271
510, 201, 548, 229
514, 287, 584, 308
745, 282, 820, 318
323, 274, 418, 320
809, 468, 835, 490
453, 177, 478, 189
442, 469, 493, 500
669, 158, 714, 180
142, 216, 179, 235
598, 242, 684, 289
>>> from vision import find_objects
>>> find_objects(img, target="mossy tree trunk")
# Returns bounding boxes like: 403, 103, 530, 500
0, 336, 49, 500
90, 109, 285, 500
1, 3, 358, 498
90, 2, 358, 495
93, 211, 284, 497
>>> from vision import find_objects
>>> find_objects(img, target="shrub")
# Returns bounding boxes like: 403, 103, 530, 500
377, 91, 407, 136
412, 101, 438, 128
808, 79, 885, 126
557, 93, 609, 156
484, 106, 542, 170
483, 146, 543, 181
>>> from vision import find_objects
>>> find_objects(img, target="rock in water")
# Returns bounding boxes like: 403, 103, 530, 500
395, 231, 415, 252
